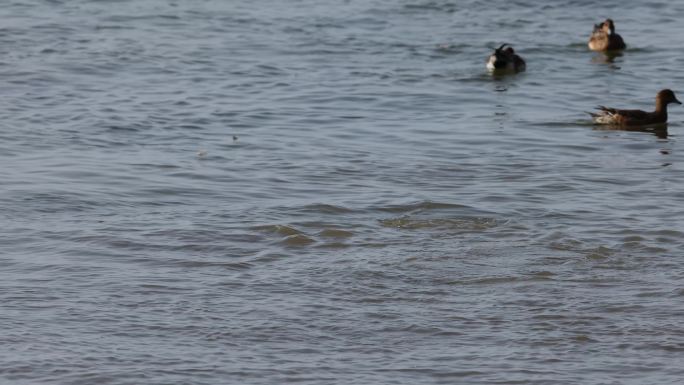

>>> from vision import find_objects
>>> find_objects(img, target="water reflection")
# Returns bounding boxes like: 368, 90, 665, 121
591, 51, 623, 68
593, 122, 668, 139
591, 51, 623, 63
488, 71, 522, 92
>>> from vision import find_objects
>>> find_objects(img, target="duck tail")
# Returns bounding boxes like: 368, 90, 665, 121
596, 105, 616, 113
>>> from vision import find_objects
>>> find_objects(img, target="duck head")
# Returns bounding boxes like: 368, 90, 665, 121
657, 89, 682, 106
602, 19, 616, 35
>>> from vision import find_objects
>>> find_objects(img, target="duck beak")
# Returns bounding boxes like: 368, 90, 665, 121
676, 97, 683, 105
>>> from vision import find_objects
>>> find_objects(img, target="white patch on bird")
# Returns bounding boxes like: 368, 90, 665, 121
593, 113, 616, 124
487, 56, 514, 71
486, 56, 497, 71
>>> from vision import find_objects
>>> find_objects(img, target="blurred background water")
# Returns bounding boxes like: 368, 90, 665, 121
3, 0, 684, 384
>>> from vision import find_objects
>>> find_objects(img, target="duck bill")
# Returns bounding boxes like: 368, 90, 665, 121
675, 98, 683, 105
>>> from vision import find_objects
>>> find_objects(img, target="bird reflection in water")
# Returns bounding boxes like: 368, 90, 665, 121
591, 51, 623, 66
593, 122, 669, 139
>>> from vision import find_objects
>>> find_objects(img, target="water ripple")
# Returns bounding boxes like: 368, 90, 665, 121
3, 0, 684, 384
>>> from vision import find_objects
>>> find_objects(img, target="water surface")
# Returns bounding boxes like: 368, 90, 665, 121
2, 1, 684, 384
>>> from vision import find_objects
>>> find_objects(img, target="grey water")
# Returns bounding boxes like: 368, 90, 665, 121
3, 0, 684, 384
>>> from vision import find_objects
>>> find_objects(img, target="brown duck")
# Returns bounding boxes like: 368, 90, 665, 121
588, 19, 626, 51
590, 89, 681, 126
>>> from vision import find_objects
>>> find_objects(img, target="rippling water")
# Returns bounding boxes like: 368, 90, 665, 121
3, 0, 684, 384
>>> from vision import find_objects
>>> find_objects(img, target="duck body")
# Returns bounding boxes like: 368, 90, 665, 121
590, 89, 681, 126
588, 19, 626, 51
486, 44, 526, 73
591, 107, 664, 126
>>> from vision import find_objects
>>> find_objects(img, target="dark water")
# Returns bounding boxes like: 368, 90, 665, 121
3, 0, 684, 384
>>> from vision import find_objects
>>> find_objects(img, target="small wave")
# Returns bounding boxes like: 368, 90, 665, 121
403, 2, 457, 13
253, 224, 318, 247
105, 124, 142, 132
373, 200, 471, 214
252, 224, 302, 237
314, 242, 350, 249
380, 216, 498, 231
280, 234, 315, 247
433, 43, 468, 54
299, 203, 354, 215
170, 259, 254, 270
585, 246, 614, 260
317, 228, 354, 238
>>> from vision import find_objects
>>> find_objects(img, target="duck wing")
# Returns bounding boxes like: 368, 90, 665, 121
609, 108, 650, 120
588, 105, 619, 118
608, 34, 626, 50
591, 106, 653, 125
513, 55, 526, 71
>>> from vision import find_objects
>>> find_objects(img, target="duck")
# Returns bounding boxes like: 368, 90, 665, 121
486, 44, 526, 73
588, 19, 626, 51
589, 89, 681, 126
